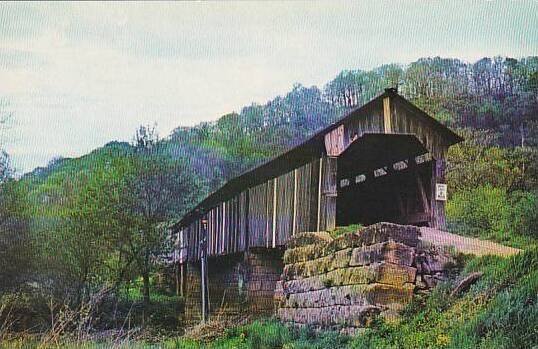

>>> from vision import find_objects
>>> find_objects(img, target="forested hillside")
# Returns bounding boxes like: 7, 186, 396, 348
1, 56, 538, 346
23, 56, 538, 207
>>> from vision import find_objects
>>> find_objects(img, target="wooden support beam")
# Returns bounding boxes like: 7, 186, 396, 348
200, 218, 209, 322
221, 202, 225, 255
316, 157, 324, 232
383, 96, 392, 133
245, 190, 250, 250
325, 156, 338, 231
431, 157, 447, 230
180, 263, 184, 298
272, 178, 277, 248
265, 183, 271, 248
292, 168, 298, 236
175, 230, 182, 297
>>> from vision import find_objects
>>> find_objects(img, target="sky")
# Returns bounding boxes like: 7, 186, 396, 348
0, 1, 537, 174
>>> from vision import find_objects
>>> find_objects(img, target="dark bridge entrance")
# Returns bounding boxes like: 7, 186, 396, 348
336, 134, 433, 227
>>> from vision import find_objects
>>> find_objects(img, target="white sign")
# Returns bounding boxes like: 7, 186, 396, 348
436, 183, 448, 201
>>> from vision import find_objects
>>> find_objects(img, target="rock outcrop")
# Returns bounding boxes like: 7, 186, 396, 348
276, 222, 456, 334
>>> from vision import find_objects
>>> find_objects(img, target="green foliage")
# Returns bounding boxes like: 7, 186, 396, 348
445, 127, 538, 248
447, 129, 537, 194
0, 175, 32, 293
329, 224, 364, 239
5, 133, 205, 319
509, 190, 538, 238
447, 185, 538, 248
447, 185, 509, 237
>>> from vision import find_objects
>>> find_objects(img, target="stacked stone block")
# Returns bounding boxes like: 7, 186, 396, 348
183, 250, 283, 324
246, 249, 284, 314
184, 263, 203, 325
276, 222, 454, 333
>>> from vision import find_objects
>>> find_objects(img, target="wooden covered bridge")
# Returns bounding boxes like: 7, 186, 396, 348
173, 88, 463, 322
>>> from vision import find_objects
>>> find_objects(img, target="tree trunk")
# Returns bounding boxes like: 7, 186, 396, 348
142, 247, 151, 323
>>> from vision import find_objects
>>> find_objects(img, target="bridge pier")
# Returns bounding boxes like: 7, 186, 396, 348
183, 249, 283, 325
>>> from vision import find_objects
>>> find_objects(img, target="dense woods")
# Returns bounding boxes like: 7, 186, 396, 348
1, 56, 538, 346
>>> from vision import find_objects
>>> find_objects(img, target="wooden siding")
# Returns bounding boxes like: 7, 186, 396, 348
324, 125, 345, 156
295, 160, 318, 234
184, 158, 324, 262
275, 170, 294, 246
343, 111, 384, 148
248, 181, 272, 248
390, 98, 449, 160
186, 193, 249, 261
325, 97, 448, 160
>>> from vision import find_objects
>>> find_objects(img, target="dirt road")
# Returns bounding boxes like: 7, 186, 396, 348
419, 227, 521, 257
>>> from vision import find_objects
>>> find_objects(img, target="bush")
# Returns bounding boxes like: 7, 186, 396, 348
447, 185, 538, 248
238, 320, 292, 348
509, 190, 538, 238
0, 292, 53, 335
447, 185, 509, 237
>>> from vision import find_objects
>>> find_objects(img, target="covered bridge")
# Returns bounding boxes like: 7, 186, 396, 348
173, 88, 463, 322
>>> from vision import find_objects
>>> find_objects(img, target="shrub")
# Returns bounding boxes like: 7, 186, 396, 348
244, 320, 293, 348
447, 185, 538, 248
508, 190, 538, 238
447, 185, 509, 237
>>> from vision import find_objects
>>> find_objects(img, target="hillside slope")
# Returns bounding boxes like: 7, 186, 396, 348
21, 56, 538, 221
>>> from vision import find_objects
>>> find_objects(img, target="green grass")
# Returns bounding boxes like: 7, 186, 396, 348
329, 224, 364, 239
0, 340, 171, 349
1, 321, 348, 349
122, 282, 181, 304
163, 320, 349, 349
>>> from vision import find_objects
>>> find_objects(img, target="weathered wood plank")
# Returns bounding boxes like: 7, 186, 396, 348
383, 96, 392, 133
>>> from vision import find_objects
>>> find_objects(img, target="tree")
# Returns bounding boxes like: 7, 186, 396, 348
0, 103, 32, 293
61, 156, 137, 302
447, 129, 537, 194
65, 125, 201, 318
131, 125, 200, 314
0, 151, 12, 184
0, 153, 31, 293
